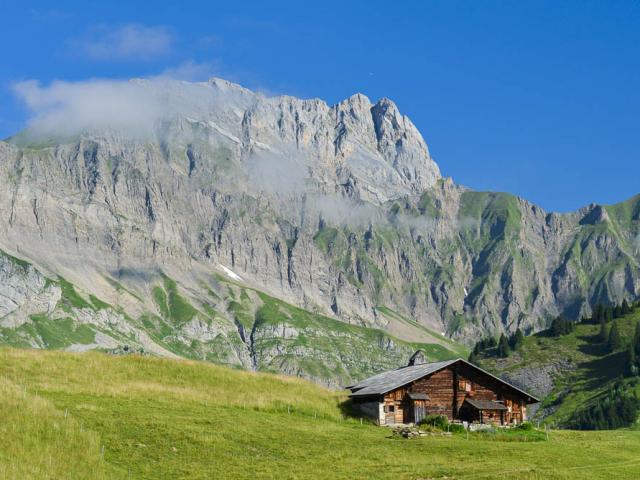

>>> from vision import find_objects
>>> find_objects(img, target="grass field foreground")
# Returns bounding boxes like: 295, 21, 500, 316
2, 348, 640, 479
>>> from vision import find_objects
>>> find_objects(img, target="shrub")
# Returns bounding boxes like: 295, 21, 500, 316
516, 421, 534, 431
449, 423, 466, 434
420, 414, 449, 430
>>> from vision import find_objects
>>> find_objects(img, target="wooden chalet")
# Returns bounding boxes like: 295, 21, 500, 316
347, 355, 539, 426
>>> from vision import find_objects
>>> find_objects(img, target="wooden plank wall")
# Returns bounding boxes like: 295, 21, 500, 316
455, 363, 527, 424
383, 389, 405, 423
407, 368, 456, 419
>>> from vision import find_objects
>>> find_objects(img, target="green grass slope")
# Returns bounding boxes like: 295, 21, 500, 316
0, 249, 464, 386
2, 348, 640, 479
478, 308, 640, 425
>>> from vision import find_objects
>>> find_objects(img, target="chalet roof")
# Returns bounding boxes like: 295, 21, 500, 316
347, 358, 539, 402
407, 392, 428, 400
464, 399, 507, 411
348, 359, 458, 397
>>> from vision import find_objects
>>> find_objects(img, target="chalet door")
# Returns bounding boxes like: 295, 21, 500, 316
413, 402, 426, 424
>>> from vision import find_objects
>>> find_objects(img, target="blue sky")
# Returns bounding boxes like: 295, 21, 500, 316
2, 1, 639, 212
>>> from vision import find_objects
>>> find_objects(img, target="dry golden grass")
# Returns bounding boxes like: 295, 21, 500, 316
0, 348, 345, 417
0, 377, 118, 479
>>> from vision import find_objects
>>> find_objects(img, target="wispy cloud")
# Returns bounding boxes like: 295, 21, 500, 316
308, 195, 381, 227
69, 24, 174, 61
157, 60, 219, 81
11, 77, 228, 137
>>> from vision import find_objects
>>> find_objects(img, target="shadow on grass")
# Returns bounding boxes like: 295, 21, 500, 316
577, 351, 627, 391
576, 334, 608, 357
338, 399, 362, 420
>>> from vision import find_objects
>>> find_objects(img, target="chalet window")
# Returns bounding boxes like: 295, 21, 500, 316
458, 379, 472, 392
384, 405, 395, 413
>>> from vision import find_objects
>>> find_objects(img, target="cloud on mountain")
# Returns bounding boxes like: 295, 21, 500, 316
12, 77, 236, 137
246, 148, 309, 195
307, 195, 381, 228
14, 79, 167, 137
69, 24, 174, 61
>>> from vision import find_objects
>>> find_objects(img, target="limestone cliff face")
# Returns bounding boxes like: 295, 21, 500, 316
0, 77, 638, 370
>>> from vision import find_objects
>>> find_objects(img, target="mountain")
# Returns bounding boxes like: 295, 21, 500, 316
0, 77, 638, 385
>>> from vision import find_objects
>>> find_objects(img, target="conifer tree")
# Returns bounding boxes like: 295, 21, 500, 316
614, 305, 623, 319
497, 334, 510, 358
550, 316, 574, 337
627, 344, 637, 376
608, 322, 623, 352
593, 304, 605, 324
599, 317, 609, 343
629, 322, 640, 376
509, 328, 525, 350
622, 299, 631, 315
605, 306, 613, 323
468, 351, 479, 364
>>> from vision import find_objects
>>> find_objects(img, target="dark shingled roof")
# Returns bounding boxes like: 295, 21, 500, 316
347, 358, 540, 402
348, 359, 458, 397
464, 399, 508, 411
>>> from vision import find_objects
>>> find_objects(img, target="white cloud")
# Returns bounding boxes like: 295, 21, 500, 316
12, 78, 227, 138
307, 195, 381, 227
14, 79, 159, 137
70, 24, 174, 61
246, 148, 309, 195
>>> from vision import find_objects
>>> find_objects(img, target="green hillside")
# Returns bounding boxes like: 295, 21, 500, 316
2, 348, 640, 479
0, 249, 463, 387
477, 306, 640, 427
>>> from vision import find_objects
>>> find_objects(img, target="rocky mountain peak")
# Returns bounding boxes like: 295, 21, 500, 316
579, 204, 610, 225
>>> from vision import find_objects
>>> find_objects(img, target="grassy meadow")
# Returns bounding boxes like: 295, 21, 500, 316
2, 348, 640, 479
